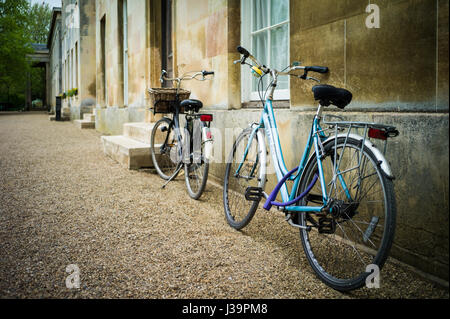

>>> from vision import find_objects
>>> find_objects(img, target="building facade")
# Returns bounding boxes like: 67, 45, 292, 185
62, 0, 97, 119
48, 0, 97, 118
48, 0, 449, 281
47, 8, 62, 114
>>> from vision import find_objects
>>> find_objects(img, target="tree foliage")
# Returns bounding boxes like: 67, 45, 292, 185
28, 2, 52, 43
0, 0, 52, 109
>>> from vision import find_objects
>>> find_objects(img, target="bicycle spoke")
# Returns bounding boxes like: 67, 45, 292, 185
335, 221, 367, 267
299, 136, 395, 290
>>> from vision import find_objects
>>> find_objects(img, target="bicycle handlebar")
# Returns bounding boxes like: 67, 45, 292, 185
160, 70, 215, 85
235, 45, 328, 81
237, 46, 250, 58
305, 66, 329, 74
202, 70, 215, 76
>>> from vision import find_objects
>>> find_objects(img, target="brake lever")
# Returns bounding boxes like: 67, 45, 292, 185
298, 73, 320, 83
307, 76, 320, 83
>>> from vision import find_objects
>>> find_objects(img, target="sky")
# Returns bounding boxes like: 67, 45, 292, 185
30, 0, 62, 9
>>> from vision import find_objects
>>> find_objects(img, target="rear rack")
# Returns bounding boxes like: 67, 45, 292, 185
322, 115, 400, 155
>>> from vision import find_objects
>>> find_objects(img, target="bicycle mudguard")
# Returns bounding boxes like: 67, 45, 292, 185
202, 126, 213, 161
322, 133, 394, 179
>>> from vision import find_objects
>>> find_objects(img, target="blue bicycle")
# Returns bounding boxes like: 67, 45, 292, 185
223, 46, 399, 291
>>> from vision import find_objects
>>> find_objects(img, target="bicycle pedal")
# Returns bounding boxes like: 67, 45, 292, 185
245, 187, 264, 201
318, 217, 336, 234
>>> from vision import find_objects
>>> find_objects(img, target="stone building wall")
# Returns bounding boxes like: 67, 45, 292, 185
170, 0, 449, 280
60, 0, 96, 119
94, 0, 154, 134
48, 9, 62, 113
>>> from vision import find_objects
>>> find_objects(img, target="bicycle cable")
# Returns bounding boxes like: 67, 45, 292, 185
259, 64, 291, 106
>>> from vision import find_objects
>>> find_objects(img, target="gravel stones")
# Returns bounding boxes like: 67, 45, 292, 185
0, 114, 448, 298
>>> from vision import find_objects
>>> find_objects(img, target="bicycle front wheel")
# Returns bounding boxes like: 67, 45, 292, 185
223, 127, 265, 230
298, 136, 396, 291
150, 117, 180, 180
184, 119, 209, 200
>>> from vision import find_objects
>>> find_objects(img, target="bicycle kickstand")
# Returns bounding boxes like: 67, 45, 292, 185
161, 163, 183, 189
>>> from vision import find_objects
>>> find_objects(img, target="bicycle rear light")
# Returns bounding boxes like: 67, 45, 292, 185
368, 128, 388, 140
200, 114, 213, 122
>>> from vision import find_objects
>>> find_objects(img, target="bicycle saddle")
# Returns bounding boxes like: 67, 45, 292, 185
312, 85, 352, 109
180, 99, 203, 112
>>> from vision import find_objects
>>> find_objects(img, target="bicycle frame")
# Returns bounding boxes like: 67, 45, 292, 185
235, 97, 349, 214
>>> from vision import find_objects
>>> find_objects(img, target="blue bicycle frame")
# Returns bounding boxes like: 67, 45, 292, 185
235, 98, 344, 214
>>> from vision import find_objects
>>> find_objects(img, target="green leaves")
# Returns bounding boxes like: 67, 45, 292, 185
0, 0, 52, 108
28, 2, 52, 43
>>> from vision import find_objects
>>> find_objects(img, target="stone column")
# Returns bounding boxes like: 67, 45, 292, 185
45, 62, 51, 112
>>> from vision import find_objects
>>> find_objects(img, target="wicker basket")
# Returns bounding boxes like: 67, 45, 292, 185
147, 88, 191, 114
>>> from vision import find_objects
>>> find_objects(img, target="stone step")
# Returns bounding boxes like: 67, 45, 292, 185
101, 135, 162, 170
123, 122, 155, 144
74, 119, 95, 129
83, 113, 95, 122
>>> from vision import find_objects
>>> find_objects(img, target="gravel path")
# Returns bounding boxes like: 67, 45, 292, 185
0, 113, 448, 299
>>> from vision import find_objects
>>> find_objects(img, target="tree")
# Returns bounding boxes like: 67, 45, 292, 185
27, 2, 52, 43
0, 0, 33, 108
0, 0, 52, 109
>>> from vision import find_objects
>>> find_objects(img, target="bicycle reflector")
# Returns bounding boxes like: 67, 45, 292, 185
200, 114, 213, 122
368, 128, 388, 140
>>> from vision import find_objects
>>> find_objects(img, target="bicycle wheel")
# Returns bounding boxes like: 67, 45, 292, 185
150, 117, 181, 180
184, 119, 209, 200
297, 136, 396, 291
223, 128, 265, 230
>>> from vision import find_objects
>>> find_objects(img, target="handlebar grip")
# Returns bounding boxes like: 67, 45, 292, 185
305, 66, 329, 74
237, 46, 250, 58
202, 70, 215, 76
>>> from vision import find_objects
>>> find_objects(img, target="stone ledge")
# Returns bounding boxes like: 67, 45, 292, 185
74, 119, 95, 129
83, 113, 95, 122
123, 122, 155, 144
101, 135, 154, 170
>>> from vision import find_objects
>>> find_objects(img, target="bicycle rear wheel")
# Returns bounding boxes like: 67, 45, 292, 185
150, 117, 180, 180
297, 136, 396, 291
223, 128, 265, 230
184, 119, 209, 200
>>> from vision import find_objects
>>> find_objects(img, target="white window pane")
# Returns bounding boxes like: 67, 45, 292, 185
271, 0, 289, 25
252, 31, 269, 92
252, 0, 269, 31
270, 23, 289, 90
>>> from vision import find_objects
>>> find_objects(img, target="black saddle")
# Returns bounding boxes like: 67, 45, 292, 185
180, 99, 203, 112
312, 85, 352, 109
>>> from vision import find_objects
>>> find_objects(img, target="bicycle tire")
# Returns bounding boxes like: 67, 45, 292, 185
223, 128, 265, 230
150, 117, 180, 180
184, 120, 209, 200
297, 136, 396, 291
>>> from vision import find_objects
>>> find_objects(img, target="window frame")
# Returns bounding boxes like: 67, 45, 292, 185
241, 0, 290, 103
